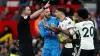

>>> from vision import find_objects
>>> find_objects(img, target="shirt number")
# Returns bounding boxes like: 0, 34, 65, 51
82, 26, 94, 37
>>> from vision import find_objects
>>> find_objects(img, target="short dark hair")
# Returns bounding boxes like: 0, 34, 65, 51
56, 8, 66, 14
77, 8, 89, 19
19, 6, 29, 15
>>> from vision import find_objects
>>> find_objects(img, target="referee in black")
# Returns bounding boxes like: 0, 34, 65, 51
17, 3, 50, 56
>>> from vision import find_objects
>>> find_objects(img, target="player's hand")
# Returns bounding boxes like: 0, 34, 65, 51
58, 26, 62, 32
44, 1, 50, 9
44, 23, 49, 28
51, 23, 55, 28
66, 38, 72, 43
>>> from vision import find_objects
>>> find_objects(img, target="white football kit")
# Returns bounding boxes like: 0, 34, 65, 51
59, 17, 74, 48
74, 20, 94, 50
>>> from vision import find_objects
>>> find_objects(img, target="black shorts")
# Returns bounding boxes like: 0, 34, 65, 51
60, 47, 74, 56
77, 49, 94, 56
19, 43, 35, 56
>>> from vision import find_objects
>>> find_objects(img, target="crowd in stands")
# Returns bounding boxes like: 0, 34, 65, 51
0, 25, 44, 56
0, 25, 19, 56
20, 0, 81, 6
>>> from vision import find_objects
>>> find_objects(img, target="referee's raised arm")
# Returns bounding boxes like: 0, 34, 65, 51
30, 2, 50, 19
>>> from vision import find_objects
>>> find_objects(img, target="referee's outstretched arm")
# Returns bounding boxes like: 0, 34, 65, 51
30, 3, 50, 19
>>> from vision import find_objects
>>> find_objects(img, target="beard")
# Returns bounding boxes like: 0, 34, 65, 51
45, 14, 50, 19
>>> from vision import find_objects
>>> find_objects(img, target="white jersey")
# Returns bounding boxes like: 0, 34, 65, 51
75, 20, 94, 50
59, 17, 74, 48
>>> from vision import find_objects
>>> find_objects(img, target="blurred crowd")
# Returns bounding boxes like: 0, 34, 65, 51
0, 25, 44, 56
0, 0, 82, 6
0, 25, 20, 56
0, 4, 75, 20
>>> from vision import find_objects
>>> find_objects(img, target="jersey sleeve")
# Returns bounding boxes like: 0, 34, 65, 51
66, 17, 75, 29
38, 21, 51, 38
74, 23, 80, 34
55, 18, 59, 27
69, 23, 79, 35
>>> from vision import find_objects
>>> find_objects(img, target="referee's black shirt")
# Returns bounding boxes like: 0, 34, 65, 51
17, 16, 32, 43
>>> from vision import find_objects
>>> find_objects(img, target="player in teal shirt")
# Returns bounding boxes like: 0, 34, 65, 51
38, 8, 60, 56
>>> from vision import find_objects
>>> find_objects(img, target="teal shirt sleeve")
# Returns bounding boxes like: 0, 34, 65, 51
38, 21, 51, 38
54, 18, 59, 27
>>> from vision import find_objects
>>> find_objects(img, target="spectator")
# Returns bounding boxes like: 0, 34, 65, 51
90, 11, 98, 29
32, 0, 37, 5
32, 4, 42, 19
35, 50, 42, 56
9, 43, 16, 51
69, 12, 79, 23
65, 6, 73, 17
0, 47, 9, 56
34, 4, 41, 12
36, 38, 43, 49
0, 25, 13, 44
96, 16, 100, 39
0, 0, 7, 6
3, 42, 9, 49
72, 0, 81, 4
51, 5, 57, 16
33, 34, 43, 55
3, 7, 12, 20
0, 11, 5, 20
41, 0, 48, 5
64, 0, 72, 5
10, 48, 19, 56
50, 0, 59, 5
12, 9, 20, 20
0, 46, 3, 55
8, 42, 20, 56
59, 0, 64, 4
32, 0, 41, 5
82, 0, 93, 1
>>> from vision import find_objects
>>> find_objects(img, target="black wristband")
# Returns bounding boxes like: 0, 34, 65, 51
43, 7, 48, 10
43, 7, 46, 10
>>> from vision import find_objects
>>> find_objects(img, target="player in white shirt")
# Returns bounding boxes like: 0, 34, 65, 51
52, 8, 75, 56
54, 8, 95, 56
75, 8, 94, 56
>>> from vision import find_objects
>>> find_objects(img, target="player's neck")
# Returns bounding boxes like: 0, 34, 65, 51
45, 17, 50, 21
81, 18, 89, 22
21, 13, 28, 17
59, 15, 65, 22
73, 16, 78, 19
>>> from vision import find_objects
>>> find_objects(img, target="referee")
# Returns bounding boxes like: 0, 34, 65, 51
17, 3, 50, 56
